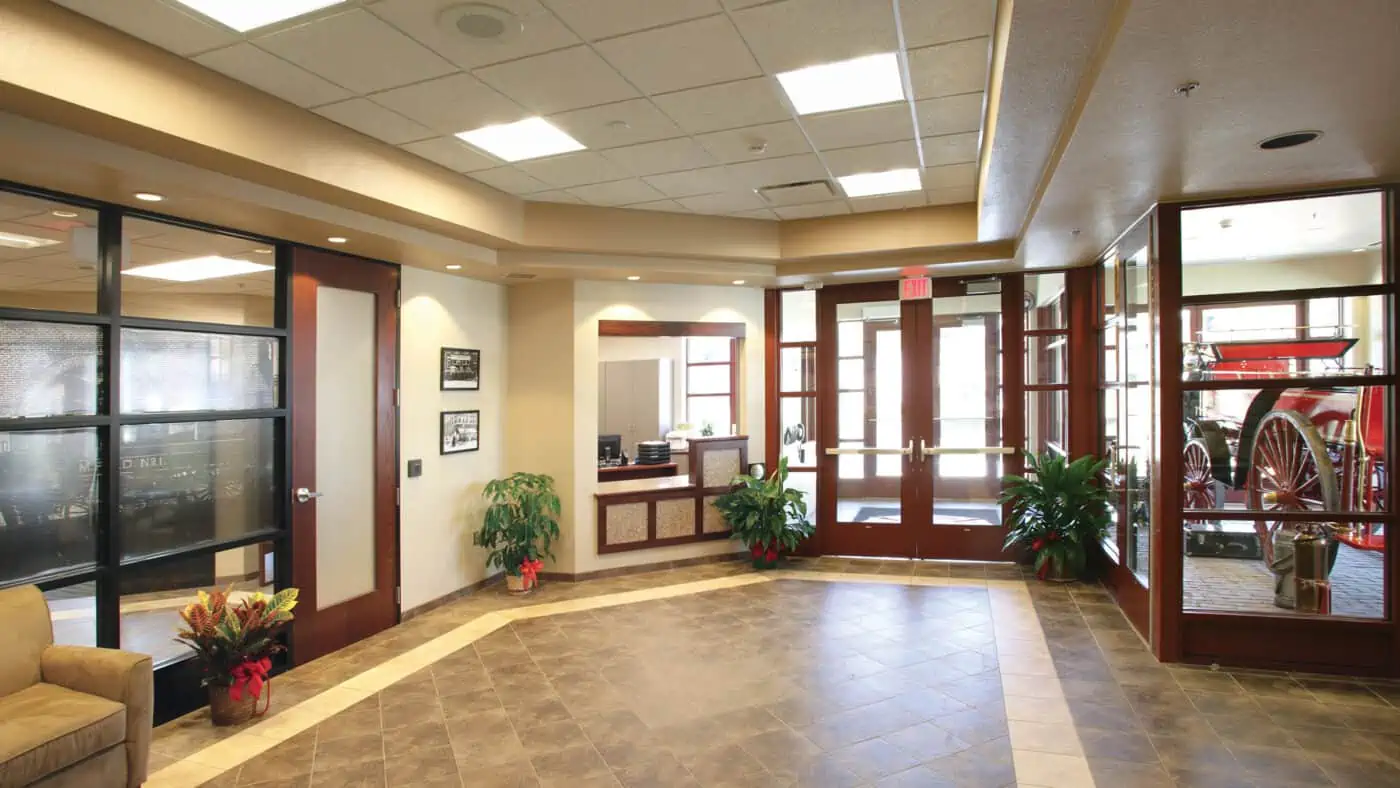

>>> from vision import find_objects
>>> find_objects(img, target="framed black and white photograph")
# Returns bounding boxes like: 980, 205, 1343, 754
441, 410, 480, 454
441, 347, 480, 390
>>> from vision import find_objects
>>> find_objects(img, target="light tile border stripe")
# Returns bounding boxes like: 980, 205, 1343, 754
145, 570, 1094, 788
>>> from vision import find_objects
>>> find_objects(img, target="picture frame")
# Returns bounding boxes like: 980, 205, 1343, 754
441, 410, 480, 454
441, 347, 480, 391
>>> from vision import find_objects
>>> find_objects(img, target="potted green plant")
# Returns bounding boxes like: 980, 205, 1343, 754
713, 457, 815, 569
176, 587, 298, 726
1001, 452, 1110, 581
474, 472, 561, 593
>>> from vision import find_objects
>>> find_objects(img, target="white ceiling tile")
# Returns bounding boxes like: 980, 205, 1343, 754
734, 208, 780, 220
849, 192, 927, 213
194, 44, 352, 107
678, 191, 767, 214
907, 37, 991, 100
567, 179, 666, 206
800, 104, 915, 151
255, 9, 456, 94
622, 199, 691, 213
542, 0, 721, 41
921, 132, 980, 167
603, 138, 718, 177
899, 0, 998, 49
726, 154, 828, 188
731, 0, 898, 73
471, 167, 549, 194
696, 121, 812, 163
367, 0, 580, 69
923, 162, 978, 190
314, 99, 435, 144
515, 152, 629, 188
369, 73, 522, 135
400, 137, 499, 172
527, 190, 586, 204
775, 201, 850, 219
595, 16, 760, 95
548, 100, 685, 150
651, 77, 791, 134
914, 92, 985, 137
54, 0, 239, 56
642, 167, 733, 198
823, 141, 920, 176
926, 185, 976, 206
475, 46, 639, 114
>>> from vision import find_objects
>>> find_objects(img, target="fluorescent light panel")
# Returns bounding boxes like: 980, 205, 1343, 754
0, 231, 61, 250
776, 53, 906, 115
456, 117, 585, 162
838, 168, 922, 198
170, 0, 348, 32
123, 256, 273, 283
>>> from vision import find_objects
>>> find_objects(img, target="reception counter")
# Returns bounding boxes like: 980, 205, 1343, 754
594, 436, 747, 554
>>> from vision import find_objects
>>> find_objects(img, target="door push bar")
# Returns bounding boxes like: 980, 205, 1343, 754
824, 440, 913, 456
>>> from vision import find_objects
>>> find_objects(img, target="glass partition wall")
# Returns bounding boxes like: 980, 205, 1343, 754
1108, 186, 1399, 675
0, 183, 289, 698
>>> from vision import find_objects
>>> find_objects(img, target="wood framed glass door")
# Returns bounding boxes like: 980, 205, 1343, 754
816, 279, 1019, 560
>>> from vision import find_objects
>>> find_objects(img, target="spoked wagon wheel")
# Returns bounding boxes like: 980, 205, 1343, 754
1183, 440, 1218, 520
1246, 410, 1339, 565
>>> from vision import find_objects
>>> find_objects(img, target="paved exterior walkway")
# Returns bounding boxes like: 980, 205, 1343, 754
143, 557, 1400, 788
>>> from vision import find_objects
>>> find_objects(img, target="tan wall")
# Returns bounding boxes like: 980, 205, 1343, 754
504, 280, 578, 574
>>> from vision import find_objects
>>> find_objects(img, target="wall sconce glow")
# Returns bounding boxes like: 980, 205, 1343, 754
626, 276, 641, 281
327, 236, 348, 244
133, 192, 165, 202
776, 53, 905, 115
456, 117, 585, 162
838, 168, 922, 198
123, 256, 274, 283
171, 0, 348, 32
0, 231, 61, 250
446, 264, 463, 270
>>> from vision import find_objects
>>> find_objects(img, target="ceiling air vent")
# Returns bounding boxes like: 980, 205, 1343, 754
757, 180, 836, 207
504, 272, 537, 280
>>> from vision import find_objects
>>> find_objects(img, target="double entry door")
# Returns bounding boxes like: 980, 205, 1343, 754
817, 279, 1020, 560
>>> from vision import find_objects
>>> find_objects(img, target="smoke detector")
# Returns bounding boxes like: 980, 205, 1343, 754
440, 3, 522, 42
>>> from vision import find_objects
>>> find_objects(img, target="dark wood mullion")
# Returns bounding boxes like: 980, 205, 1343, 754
1181, 282, 1390, 307
1183, 374, 1395, 391
96, 206, 122, 650
765, 290, 779, 475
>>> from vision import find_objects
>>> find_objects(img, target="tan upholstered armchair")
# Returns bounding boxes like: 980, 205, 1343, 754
0, 586, 153, 788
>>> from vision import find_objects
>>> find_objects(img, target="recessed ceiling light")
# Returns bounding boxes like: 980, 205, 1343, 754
0, 231, 61, 250
1352, 248, 1368, 253
170, 0, 348, 33
133, 192, 165, 202
838, 168, 922, 198
51, 210, 79, 219
252, 248, 273, 255
456, 117, 585, 162
1258, 130, 1322, 150
776, 52, 905, 115
123, 256, 274, 283
626, 276, 641, 281
732, 280, 746, 285
446, 264, 463, 270
327, 236, 348, 244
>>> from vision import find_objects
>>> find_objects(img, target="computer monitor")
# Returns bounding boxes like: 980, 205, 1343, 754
598, 434, 623, 463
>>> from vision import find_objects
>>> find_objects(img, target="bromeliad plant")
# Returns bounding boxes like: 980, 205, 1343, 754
713, 457, 814, 569
474, 472, 561, 591
176, 587, 298, 701
1000, 452, 1111, 581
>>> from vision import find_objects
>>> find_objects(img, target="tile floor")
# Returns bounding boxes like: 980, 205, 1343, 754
146, 558, 1400, 788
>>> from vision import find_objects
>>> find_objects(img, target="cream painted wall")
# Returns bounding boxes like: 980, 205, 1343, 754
572, 282, 765, 574
398, 267, 506, 612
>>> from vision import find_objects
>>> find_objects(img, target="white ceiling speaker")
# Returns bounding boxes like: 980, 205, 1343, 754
440, 3, 522, 42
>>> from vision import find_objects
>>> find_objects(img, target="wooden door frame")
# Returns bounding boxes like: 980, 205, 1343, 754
288, 247, 400, 664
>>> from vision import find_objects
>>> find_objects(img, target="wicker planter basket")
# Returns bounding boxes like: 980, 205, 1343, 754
506, 574, 533, 594
208, 686, 257, 726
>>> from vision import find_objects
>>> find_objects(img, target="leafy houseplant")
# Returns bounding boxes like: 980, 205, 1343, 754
713, 457, 815, 569
474, 472, 561, 593
176, 587, 298, 725
1001, 452, 1111, 581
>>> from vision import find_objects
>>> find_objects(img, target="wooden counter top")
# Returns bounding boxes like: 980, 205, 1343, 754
596, 475, 696, 496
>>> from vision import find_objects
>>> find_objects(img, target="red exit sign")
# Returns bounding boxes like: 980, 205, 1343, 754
900, 276, 932, 300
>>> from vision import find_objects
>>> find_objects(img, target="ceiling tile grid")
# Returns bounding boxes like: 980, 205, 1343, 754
61, 0, 998, 218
